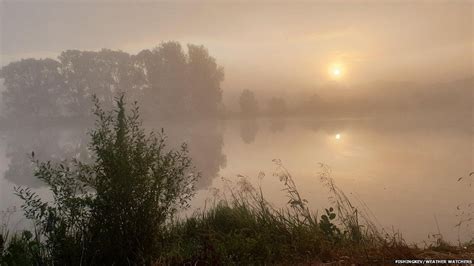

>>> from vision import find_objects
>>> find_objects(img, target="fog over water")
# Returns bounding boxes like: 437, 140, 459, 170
1, 115, 472, 243
0, 0, 472, 244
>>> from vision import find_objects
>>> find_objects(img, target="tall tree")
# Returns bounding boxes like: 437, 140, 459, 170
136, 42, 190, 119
58, 49, 145, 117
136, 42, 225, 120
0, 59, 65, 118
187, 44, 224, 117
1, 42, 224, 120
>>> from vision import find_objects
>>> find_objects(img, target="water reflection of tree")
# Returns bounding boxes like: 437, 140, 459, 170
148, 120, 226, 190
1, 119, 227, 191
240, 119, 259, 144
269, 118, 286, 134
2, 126, 90, 188
188, 122, 226, 189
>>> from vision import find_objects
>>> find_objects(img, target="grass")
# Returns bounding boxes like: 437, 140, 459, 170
156, 162, 473, 265
2, 163, 473, 265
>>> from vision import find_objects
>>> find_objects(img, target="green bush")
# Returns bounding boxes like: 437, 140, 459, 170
14, 94, 197, 265
0, 230, 42, 266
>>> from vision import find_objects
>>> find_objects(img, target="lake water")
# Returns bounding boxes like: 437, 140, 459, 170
1, 115, 472, 243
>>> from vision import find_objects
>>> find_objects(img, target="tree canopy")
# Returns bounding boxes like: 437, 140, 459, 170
0, 42, 224, 121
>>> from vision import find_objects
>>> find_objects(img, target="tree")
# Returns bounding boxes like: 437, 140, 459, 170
58, 49, 146, 117
136, 42, 190, 119
187, 44, 224, 117
15, 94, 197, 264
0, 58, 65, 119
240, 119, 259, 144
1, 42, 225, 121
239, 89, 259, 116
136, 42, 225, 119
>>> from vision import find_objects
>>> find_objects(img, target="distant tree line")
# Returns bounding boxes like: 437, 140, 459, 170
0, 42, 224, 121
238, 89, 322, 117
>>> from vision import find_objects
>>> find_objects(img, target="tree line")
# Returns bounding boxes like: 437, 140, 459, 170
238, 89, 324, 117
0, 42, 224, 121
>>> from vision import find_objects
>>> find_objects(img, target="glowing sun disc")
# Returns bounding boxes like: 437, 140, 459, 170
328, 63, 344, 79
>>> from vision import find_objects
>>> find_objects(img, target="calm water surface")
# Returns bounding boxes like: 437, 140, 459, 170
1, 116, 472, 243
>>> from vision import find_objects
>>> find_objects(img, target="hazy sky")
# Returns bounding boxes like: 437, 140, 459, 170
1, 0, 472, 102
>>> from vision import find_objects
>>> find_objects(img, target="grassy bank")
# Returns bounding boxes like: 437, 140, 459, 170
4, 166, 471, 266
1, 165, 473, 265
156, 163, 473, 265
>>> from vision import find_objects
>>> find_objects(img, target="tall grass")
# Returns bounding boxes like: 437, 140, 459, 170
1, 207, 45, 265
2, 163, 473, 264
157, 161, 421, 265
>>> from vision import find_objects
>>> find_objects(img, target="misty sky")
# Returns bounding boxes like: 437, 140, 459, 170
1, 1, 472, 103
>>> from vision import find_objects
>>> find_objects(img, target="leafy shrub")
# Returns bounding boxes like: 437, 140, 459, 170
14, 94, 197, 265
320, 207, 341, 242
0, 230, 42, 266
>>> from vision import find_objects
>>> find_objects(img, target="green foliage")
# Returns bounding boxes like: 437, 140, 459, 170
14, 152, 94, 263
319, 207, 341, 241
0, 234, 3, 255
160, 202, 324, 265
158, 163, 408, 264
14, 94, 197, 265
319, 164, 369, 244
0, 230, 42, 266
158, 166, 343, 264
87, 94, 197, 264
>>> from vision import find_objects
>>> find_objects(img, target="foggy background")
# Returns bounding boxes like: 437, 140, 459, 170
1, 1, 472, 110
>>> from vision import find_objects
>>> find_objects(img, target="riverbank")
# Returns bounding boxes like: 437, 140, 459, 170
2, 164, 472, 265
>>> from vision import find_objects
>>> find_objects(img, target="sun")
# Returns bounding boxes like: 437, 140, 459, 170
335, 133, 341, 140
328, 63, 344, 79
